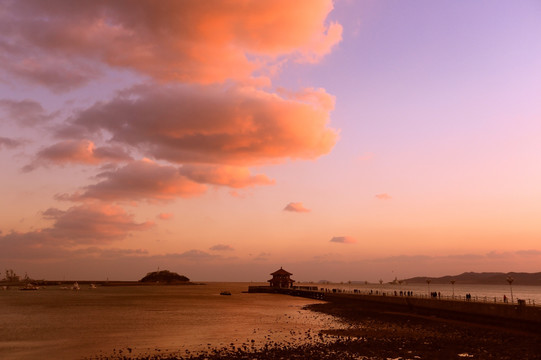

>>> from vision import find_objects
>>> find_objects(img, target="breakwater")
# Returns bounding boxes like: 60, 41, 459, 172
248, 286, 541, 332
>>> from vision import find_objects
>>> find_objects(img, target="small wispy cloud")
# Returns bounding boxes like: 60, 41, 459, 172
209, 244, 234, 252
0, 99, 56, 126
330, 236, 356, 244
253, 252, 271, 261
157, 213, 173, 220
357, 152, 374, 162
515, 249, 541, 256
283, 202, 311, 213
375, 193, 392, 200
170, 249, 219, 261
0, 137, 23, 149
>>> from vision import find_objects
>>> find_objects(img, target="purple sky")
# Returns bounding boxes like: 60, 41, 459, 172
1, 0, 540, 282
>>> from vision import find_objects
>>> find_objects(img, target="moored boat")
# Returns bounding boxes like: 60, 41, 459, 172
20, 283, 39, 291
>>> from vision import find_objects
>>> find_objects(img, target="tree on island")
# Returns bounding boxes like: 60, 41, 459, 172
139, 270, 190, 283
2, 269, 33, 283
3, 269, 20, 282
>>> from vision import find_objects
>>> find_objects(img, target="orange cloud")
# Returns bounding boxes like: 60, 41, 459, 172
375, 193, 392, 200
209, 244, 235, 252
357, 152, 374, 162
283, 202, 311, 213
179, 165, 274, 188
157, 213, 173, 220
1, 0, 342, 88
2, 1, 342, 218
165, 250, 220, 262
228, 190, 246, 199
330, 236, 356, 244
23, 140, 132, 172
68, 159, 206, 202
0, 203, 153, 252
59, 85, 337, 166
298, 22, 343, 63
41, 203, 154, 243
253, 252, 271, 261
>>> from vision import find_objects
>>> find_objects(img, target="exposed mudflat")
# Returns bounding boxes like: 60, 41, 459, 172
98, 297, 541, 360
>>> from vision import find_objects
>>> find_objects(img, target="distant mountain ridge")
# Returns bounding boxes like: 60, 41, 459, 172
402, 272, 541, 285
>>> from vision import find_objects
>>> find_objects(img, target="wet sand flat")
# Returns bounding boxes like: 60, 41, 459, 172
100, 296, 541, 360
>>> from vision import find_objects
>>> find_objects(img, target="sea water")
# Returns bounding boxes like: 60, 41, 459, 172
2, 282, 540, 359
0, 282, 341, 359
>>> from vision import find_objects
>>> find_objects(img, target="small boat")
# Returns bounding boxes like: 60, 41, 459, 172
71, 282, 80, 291
20, 283, 39, 291
89, 283, 97, 289
220, 291, 232, 296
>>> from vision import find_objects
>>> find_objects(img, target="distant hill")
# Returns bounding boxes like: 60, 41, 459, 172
401, 272, 541, 285
139, 270, 190, 283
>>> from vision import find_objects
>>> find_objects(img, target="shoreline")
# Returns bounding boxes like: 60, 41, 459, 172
97, 294, 541, 360
0, 280, 204, 287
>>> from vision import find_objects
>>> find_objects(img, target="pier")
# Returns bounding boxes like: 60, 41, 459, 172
248, 286, 541, 332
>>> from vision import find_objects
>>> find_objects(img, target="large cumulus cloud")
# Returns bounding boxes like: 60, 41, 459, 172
0, 0, 342, 88
64, 159, 207, 202
58, 84, 337, 166
23, 139, 132, 171
2, 0, 340, 197
0, 0, 342, 252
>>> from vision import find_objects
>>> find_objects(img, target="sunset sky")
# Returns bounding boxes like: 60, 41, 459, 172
1, 0, 540, 282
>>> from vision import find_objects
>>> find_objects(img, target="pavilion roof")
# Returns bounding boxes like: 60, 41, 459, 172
270, 267, 292, 276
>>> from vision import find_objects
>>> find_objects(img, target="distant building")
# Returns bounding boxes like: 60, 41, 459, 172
268, 267, 295, 288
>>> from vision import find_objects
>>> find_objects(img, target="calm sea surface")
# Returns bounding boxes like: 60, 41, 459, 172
1, 282, 540, 359
0, 282, 340, 360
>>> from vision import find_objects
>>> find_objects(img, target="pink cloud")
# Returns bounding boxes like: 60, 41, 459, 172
179, 165, 274, 188
58, 84, 337, 166
283, 202, 311, 213
0, 137, 23, 149
515, 249, 541, 256
357, 152, 374, 162
40, 203, 154, 244
167, 250, 220, 262
66, 159, 206, 202
0, 99, 55, 126
71, 247, 149, 259
330, 236, 356, 244
0, 1, 342, 88
2, 2, 341, 207
209, 244, 235, 252
157, 213, 173, 220
228, 190, 246, 198
23, 140, 132, 172
375, 193, 392, 200
6, 58, 102, 93
253, 252, 271, 261
0, 203, 153, 258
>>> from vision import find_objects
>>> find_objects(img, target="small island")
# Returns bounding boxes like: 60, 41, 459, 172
139, 270, 190, 284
